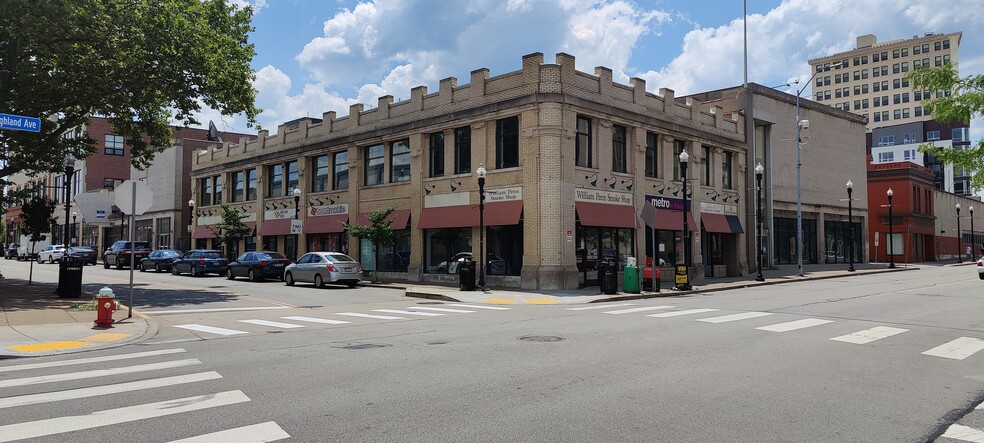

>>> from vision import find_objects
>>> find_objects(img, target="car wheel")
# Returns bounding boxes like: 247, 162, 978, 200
140, 263, 147, 272
979, 273, 984, 280
115, 259, 123, 270
248, 269, 258, 282
37, 255, 43, 264
438, 266, 447, 274
155, 263, 161, 273
314, 274, 325, 288
103, 260, 110, 269
285, 272, 295, 286
226, 268, 235, 280
192, 266, 201, 277
171, 265, 180, 276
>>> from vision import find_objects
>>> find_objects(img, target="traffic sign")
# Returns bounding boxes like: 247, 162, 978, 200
115, 180, 154, 215
74, 190, 114, 226
0, 113, 41, 132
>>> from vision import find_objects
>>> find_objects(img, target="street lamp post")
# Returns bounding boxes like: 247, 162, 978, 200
62, 154, 76, 248
887, 188, 895, 268
755, 163, 765, 281
293, 187, 301, 261
677, 149, 692, 291
476, 164, 487, 289
956, 203, 962, 263
72, 212, 77, 246
846, 180, 855, 272
971, 206, 976, 258
188, 199, 195, 251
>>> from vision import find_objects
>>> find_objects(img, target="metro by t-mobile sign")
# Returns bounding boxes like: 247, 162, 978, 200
645, 195, 688, 211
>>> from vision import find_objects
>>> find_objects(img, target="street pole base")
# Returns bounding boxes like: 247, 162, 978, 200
848, 266, 855, 272
675, 284, 692, 291
754, 275, 765, 282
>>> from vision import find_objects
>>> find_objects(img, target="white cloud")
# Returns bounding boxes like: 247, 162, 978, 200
227, 0, 267, 13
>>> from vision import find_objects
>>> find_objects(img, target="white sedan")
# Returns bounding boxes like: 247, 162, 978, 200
37, 245, 66, 263
977, 256, 984, 280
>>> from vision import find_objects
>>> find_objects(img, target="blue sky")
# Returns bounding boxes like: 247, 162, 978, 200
213, 0, 984, 142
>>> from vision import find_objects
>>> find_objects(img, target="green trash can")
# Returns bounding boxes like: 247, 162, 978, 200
623, 264, 641, 294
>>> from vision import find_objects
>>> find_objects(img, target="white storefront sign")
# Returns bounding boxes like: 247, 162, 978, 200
308, 204, 349, 217
264, 209, 297, 220
574, 188, 633, 206
487, 187, 522, 202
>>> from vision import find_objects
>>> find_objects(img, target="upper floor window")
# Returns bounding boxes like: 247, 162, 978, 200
454, 127, 471, 174
953, 127, 970, 142
612, 125, 627, 173
934, 41, 942, 51
721, 151, 733, 189
267, 164, 283, 198
364, 144, 385, 186
673, 140, 685, 181
429, 132, 445, 178
575, 116, 592, 168
200, 177, 213, 206
105, 134, 124, 156
645, 132, 658, 178
312, 155, 329, 192
927, 130, 940, 141
700, 146, 711, 186
496, 116, 519, 169
231, 170, 245, 202
877, 151, 894, 162
390, 139, 411, 182
214, 175, 223, 204
245, 168, 256, 201
943, 39, 950, 49
878, 135, 896, 146
333, 151, 349, 190
286, 160, 299, 193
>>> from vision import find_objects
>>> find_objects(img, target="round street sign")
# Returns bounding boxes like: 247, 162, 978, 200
115, 180, 154, 215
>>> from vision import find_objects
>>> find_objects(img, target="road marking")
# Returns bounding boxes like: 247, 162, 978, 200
602, 306, 675, 315
0, 359, 201, 388
7, 341, 89, 353
168, 421, 290, 443
483, 298, 518, 304
239, 319, 305, 329
449, 304, 511, 310
942, 423, 984, 442
410, 307, 475, 313
335, 312, 405, 320
0, 348, 185, 373
922, 337, 984, 360
373, 309, 444, 316
525, 298, 557, 304
646, 308, 719, 318
281, 316, 351, 325
830, 326, 909, 344
149, 306, 291, 315
0, 372, 222, 409
175, 324, 250, 336
566, 303, 636, 311
697, 312, 773, 323
756, 318, 834, 332
0, 390, 250, 442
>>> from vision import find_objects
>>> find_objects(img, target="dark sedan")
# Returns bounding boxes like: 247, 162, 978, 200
170, 249, 228, 277
226, 251, 291, 282
64, 247, 97, 265
140, 249, 183, 272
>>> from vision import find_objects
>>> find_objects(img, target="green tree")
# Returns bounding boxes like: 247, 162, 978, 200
343, 208, 397, 283
19, 197, 57, 255
209, 204, 253, 261
910, 65, 984, 190
0, 0, 260, 207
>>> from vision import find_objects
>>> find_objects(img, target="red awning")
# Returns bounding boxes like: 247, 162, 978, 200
304, 215, 348, 234
575, 202, 636, 228
246, 221, 256, 236
355, 209, 410, 230
259, 218, 292, 236
192, 225, 215, 239
647, 211, 697, 232
418, 201, 523, 229
700, 213, 733, 233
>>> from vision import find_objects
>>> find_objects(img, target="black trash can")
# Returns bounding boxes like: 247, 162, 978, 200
459, 259, 477, 291
599, 261, 618, 295
57, 259, 84, 298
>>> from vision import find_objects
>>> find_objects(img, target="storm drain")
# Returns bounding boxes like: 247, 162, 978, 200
416, 301, 445, 305
518, 335, 564, 343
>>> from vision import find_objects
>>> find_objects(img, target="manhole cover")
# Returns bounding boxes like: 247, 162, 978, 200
417, 301, 444, 305
297, 305, 323, 309
518, 335, 564, 342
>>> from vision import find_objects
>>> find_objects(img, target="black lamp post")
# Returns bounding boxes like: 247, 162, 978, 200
188, 199, 195, 250
72, 211, 77, 246
62, 154, 76, 248
887, 188, 895, 268
956, 203, 962, 263
293, 187, 301, 261
677, 149, 692, 291
754, 163, 765, 281
477, 164, 487, 289
846, 180, 855, 272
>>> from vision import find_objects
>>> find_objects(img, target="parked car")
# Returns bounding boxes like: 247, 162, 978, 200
227, 251, 291, 282
437, 252, 508, 274
103, 241, 152, 269
140, 249, 183, 272
18, 236, 51, 261
171, 249, 229, 276
64, 247, 97, 265
284, 252, 362, 288
37, 245, 66, 263
5, 243, 20, 259
977, 256, 984, 280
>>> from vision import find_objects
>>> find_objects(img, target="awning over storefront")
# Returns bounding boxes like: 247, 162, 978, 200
726, 215, 744, 233
646, 211, 697, 232
575, 202, 636, 228
192, 225, 215, 239
259, 218, 292, 236
700, 213, 744, 234
304, 215, 348, 234
355, 209, 410, 230
418, 201, 523, 229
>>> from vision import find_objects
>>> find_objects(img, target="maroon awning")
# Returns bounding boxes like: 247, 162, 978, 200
700, 213, 733, 233
418, 201, 523, 229
647, 211, 697, 232
304, 215, 348, 234
575, 202, 636, 228
259, 219, 292, 236
355, 209, 410, 230
192, 225, 215, 239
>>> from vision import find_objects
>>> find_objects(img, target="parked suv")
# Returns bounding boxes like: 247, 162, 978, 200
37, 245, 66, 263
103, 241, 152, 269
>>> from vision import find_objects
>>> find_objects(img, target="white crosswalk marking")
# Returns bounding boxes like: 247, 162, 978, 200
448, 304, 512, 310
697, 312, 773, 323
566, 303, 636, 311
602, 306, 674, 315
646, 308, 719, 318
0, 390, 251, 442
756, 318, 834, 332
149, 306, 291, 315
168, 421, 290, 443
942, 423, 984, 442
0, 348, 186, 373
335, 312, 405, 320
0, 359, 201, 388
373, 309, 444, 316
175, 324, 249, 336
281, 316, 350, 325
922, 337, 984, 360
0, 372, 223, 409
410, 307, 475, 313
239, 319, 305, 329
830, 326, 909, 344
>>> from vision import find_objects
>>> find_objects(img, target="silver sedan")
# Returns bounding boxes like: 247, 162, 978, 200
284, 252, 363, 288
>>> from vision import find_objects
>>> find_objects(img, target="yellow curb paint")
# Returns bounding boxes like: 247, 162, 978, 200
524, 298, 557, 304
8, 341, 91, 353
82, 333, 133, 343
483, 298, 518, 304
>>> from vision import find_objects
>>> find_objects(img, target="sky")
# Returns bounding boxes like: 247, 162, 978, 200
210, 0, 983, 143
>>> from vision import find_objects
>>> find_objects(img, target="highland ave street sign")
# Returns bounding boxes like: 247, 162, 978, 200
0, 113, 41, 133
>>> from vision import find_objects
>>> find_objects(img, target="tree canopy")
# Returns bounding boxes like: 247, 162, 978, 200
910, 65, 984, 190
0, 0, 260, 201
209, 203, 253, 260
344, 208, 397, 281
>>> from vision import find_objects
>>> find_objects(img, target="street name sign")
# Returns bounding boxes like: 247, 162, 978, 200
0, 113, 41, 132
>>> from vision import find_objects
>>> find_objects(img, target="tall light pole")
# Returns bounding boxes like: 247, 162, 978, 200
57, 154, 77, 298
755, 163, 765, 281
476, 164, 487, 289
188, 199, 195, 251
62, 154, 76, 248
971, 206, 976, 258
293, 187, 301, 261
677, 149, 692, 291
887, 188, 895, 268
846, 180, 855, 272
956, 203, 962, 263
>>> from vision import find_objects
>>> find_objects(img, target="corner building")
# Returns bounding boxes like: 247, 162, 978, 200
191, 53, 745, 290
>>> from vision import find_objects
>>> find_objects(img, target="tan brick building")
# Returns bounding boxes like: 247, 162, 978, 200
190, 53, 746, 290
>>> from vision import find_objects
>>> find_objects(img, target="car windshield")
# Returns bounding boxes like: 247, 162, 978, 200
124, 242, 151, 250
164, 251, 181, 257
202, 251, 224, 259
71, 247, 94, 252
258, 252, 286, 260
327, 253, 357, 263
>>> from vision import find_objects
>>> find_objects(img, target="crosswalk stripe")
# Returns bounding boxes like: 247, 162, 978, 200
697, 312, 773, 323
238, 319, 305, 329
0, 390, 250, 442
942, 423, 984, 442
756, 318, 834, 332
281, 316, 350, 325
0, 372, 222, 409
646, 308, 719, 318
0, 348, 185, 373
566, 303, 636, 311
922, 337, 984, 360
175, 324, 249, 336
448, 304, 511, 310
335, 312, 405, 320
168, 421, 290, 443
0, 359, 201, 389
410, 307, 475, 313
373, 309, 444, 316
830, 326, 909, 344
149, 306, 291, 315
602, 306, 674, 315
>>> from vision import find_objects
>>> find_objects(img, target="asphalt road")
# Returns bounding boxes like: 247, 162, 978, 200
1, 260, 982, 442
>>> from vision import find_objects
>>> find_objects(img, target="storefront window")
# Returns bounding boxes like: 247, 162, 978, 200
360, 230, 409, 272
262, 236, 278, 252
308, 233, 347, 254
155, 217, 172, 249
823, 220, 861, 264
424, 228, 471, 273
135, 219, 153, 243
487, 223, 523, 276
774, 217, 817, 265
576, 225, 635, 286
